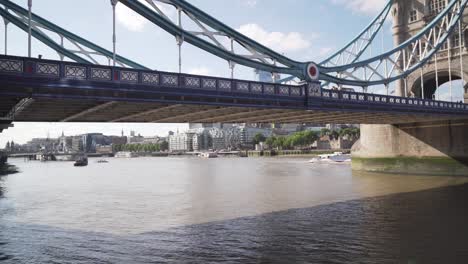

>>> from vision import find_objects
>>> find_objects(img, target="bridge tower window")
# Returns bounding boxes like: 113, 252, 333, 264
409, 10, 418, 22
428, 0, 446, 16
452, 32, 461, 48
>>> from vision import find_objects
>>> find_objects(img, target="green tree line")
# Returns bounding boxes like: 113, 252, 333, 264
113, 142, 169, 153
259, 127, 360, 150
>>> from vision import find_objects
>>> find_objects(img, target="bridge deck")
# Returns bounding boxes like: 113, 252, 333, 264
0, 55, 467, 125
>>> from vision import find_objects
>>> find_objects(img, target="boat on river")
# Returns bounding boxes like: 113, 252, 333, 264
74, 156, 88, 167
0, 151, 7, 165
199, 152, 218, 158
309, 152, 351, 164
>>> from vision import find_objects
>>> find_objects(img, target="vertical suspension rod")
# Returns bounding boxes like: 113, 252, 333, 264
27, 0, 32, 57
111, 0, 118, 67
419, 40, 425, 99
459, 18, 465, 95
448, 37, 453, 102
3, 11, 8, 56
383, 25, 389, 95
230, 38, 234, 79
177, 8, 182, 74
403, 49, 407, 97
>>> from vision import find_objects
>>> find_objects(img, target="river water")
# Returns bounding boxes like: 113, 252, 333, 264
1, 157, 468, 263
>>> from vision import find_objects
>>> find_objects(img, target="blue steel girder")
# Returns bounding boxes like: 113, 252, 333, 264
0, 0, 464, 89
120, 0, 466, 88
0, 0, 148, 69
320, 0, 393, 67
118, 0, 309, 79
320, 0, 468, 87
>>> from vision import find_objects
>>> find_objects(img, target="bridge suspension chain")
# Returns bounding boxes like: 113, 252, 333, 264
319, 0, 468, 88
0, 0, 148, 69
118, 0, 309, 79
320, 0, 393, 68
0, 0, 465, 94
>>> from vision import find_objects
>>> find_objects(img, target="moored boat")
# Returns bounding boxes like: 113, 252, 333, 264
115, 151, 137, 158
199, 152, 218, 158
309, 153, 351, 164
0, 151, 7, 165
74, 156, 88, 167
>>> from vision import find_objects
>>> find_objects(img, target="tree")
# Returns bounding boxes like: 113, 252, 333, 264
303, 131, 319, 146
320, 128, 331, 137
273, 136, 287, 150
330, 130, 340, 140
113, 144, 123, 153
160, 141, 169, 151
252, 133, 267, 145
340, 127, 360, 140
265, 136, 277, 148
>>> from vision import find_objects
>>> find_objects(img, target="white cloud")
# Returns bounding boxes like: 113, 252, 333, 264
115, 1, 175, 32
236, 23, 313, 53
319, 47, 334, 57
243, 0, 258, 8
188, 67, 212, 76
331, 0, 387, 15
116, 3, 148, 32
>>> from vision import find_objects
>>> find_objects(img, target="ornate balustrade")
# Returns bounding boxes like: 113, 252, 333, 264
0, 55, 467, 113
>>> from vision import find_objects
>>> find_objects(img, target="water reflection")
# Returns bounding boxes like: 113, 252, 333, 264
0, 184, 467, 263
0, 165, 11, 261
0, 163, 18, 177
1, 158, 468, 263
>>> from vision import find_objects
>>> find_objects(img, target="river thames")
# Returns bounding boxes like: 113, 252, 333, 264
1, 157, 468, 263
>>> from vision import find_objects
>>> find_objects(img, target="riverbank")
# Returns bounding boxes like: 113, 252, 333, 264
247, 149, 350, 158
352, 156, 468, 177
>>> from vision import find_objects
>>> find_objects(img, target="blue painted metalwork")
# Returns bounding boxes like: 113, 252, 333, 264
320, 0, 468, 86
0, 0, 466, 91
0, 55, 466, 116
119, 0, 466, 88
0, 0, 148, 69
118, 0, 308, 78
320, 0, 393, 66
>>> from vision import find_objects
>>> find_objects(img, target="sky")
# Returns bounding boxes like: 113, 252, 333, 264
0, 0, 465, 146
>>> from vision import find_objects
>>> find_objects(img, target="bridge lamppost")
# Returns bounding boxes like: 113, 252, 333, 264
27, 0, 32, 58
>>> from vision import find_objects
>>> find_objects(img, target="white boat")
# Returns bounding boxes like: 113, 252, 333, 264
199, 152, 218, 158
309, 154, 351, 164
115, 151, 136, 158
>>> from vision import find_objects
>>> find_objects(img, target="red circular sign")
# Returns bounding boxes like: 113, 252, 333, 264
307, 63, 319, 80
309, 66, 317, 77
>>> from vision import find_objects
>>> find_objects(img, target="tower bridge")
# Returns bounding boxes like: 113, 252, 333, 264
0, 0, 468, 175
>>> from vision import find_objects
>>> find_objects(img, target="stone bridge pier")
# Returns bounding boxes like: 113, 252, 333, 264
351, 0, 468, 176
352, 121, 468, 176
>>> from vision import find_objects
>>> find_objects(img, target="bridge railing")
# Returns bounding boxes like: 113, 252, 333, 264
0, 54, 467, 113
316, 89, 467, 113
0, 55, 306, 98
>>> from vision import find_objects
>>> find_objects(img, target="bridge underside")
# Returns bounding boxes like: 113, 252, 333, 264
0, 55, 466, 126
0, 96, 463, 125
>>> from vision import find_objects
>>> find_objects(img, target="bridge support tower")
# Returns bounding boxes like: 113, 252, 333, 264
352, 0, 468, 176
